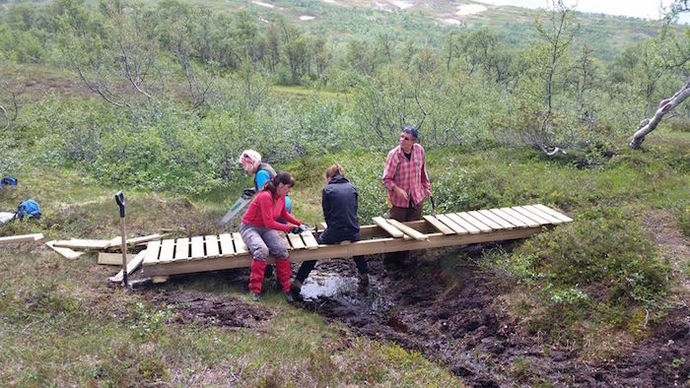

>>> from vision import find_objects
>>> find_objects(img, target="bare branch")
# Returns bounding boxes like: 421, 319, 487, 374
0, 105, 9, 131
630, 78, 690, 148
75, 65, 126, 108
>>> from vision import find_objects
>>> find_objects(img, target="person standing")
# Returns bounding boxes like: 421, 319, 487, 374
291, 164, 369, 295
240, 173, 304, 301
381, 125, 431, 265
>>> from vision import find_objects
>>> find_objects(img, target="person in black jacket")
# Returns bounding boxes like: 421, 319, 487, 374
291, 164, 369, 294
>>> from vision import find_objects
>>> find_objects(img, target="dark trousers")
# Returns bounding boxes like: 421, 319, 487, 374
294, 234, 368, 283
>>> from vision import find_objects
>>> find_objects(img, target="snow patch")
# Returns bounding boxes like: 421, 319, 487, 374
387, 0, 414, 10
456, 4, 487, 16
299, 15, 316, 21
252, 1, 274, 8
441, 18, 462, 25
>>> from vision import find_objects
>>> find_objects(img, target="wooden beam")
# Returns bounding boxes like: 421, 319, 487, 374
301, 231, 320, 249
287, 233, 305, 249
435, 214, 468, 235
98, 252, 135, 265
175, 238, 189, 260
142, 226, 543, 277
456, 212, 492, 232
387, 218, 429, 240
423, 215, 455, 235
372, 216, 404, 238
478, 209, 514, 229
45, 240, 84, 259
109, 250, 146, 283
205, 235, 220, 258
534, 204, 573, 223
52, 238, 110, 250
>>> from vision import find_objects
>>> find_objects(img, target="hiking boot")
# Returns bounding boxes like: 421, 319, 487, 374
290, 279, 303, 294
357, 273, 369, 294
284, 292, 295, 303
250, 292, 261, 302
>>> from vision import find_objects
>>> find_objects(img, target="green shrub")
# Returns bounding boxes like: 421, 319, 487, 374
493, 205, 670, 332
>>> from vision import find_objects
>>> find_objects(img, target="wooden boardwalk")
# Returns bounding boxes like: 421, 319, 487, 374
139, 204, 572, 279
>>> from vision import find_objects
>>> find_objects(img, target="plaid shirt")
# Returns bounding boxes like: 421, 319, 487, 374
382, 143, 431, 208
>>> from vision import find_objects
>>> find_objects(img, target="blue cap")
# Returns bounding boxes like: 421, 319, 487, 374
402, 125, 418, 139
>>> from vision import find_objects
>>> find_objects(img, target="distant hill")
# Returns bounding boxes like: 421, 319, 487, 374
0, 0, 672, 61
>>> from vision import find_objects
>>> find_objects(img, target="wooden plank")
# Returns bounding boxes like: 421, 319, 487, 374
456, 212, 492, 232
205, 235, 220, 258
512, 206, 551, 225
372, 216, 404, 238
468, 210, 503, 230
98, 252, 135, 265
143, 226, 544, 277
478, 209, 514, 229
489, 208, 528, 228
52, 238, 109, 250
436, 214, 469, 235
320, 222, 328, 230
159, 239, 176, 262
143, 240, 161, 264
521, 205, 564, 224
287, 233, 306, 249
218, 233, 235, 256
109, 250, 146, 283
499, 207, 540, 228
301, 231, 320, 249
190, 236, 205, 259
446, 213, 481, 234
232, 232, 248, 254
174, 238, 189, 260
107, 233, 168, 248
532, 204, 573, 223
423, 215, 455, 235
45, 240, 84, 259
387, 218, 429, 240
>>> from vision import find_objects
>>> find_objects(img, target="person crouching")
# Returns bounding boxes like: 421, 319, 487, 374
240, 172, 304, 301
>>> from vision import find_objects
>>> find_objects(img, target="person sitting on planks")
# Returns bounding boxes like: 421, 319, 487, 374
291, 164, 369, 295
240, 172, 305, 302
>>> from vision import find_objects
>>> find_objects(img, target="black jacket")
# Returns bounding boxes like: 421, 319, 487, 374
319, 175, 361, 243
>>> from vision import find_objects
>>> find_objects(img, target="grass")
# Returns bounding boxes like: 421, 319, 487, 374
1, 122, 688, 383
0, 165, 463, 386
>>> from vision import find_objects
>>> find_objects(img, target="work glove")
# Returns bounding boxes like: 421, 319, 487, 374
290, 226, 302, 234
241, 187, 256, 199
299, 223, 310, 232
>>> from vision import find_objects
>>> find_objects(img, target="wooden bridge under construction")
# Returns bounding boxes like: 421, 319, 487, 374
113, 204, 572, 282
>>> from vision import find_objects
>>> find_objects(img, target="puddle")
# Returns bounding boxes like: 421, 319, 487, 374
299, 273, 358, 301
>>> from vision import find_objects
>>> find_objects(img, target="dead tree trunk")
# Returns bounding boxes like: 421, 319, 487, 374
630, 77, 690, 149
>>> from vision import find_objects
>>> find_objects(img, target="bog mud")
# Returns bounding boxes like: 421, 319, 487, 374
143, 248, 689, 386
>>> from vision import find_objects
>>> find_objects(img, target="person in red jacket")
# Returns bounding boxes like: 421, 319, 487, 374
240, 172, 304, 301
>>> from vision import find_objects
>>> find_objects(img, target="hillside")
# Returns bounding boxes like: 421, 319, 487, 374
1, 0, 689, 385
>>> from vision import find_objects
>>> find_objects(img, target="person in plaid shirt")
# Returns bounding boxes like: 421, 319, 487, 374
382, 125, 431, 221
382, 125, 431, 266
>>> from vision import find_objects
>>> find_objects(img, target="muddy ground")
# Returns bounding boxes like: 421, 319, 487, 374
145, 244, 690, 387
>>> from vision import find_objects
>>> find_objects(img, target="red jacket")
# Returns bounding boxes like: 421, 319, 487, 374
241, 191, 301, 232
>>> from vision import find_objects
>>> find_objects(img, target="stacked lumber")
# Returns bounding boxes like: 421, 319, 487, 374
45, 233, 167, 261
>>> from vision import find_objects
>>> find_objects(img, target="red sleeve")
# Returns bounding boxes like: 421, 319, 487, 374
382, 148, 399, 190
281, 205, 301, 226
420, 146, 431, 192
256, 193, 292, 232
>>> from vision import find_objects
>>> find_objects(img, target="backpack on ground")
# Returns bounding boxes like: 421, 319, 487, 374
0, 176, 17, 188
16, 199, 41, 220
